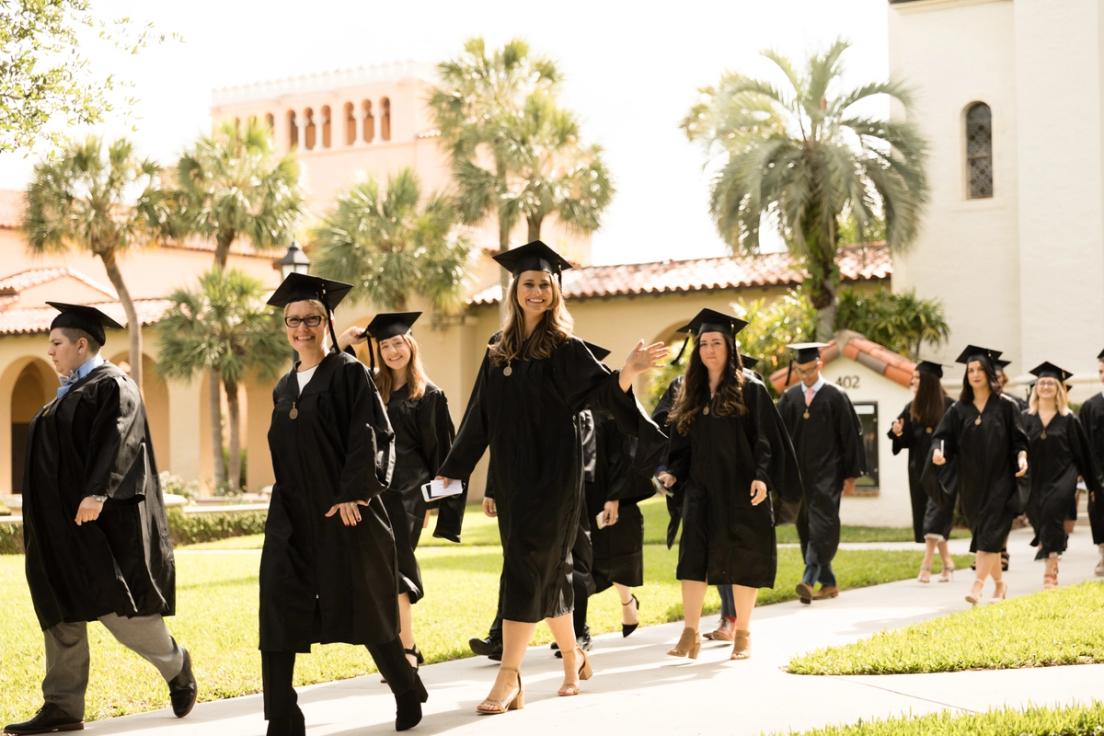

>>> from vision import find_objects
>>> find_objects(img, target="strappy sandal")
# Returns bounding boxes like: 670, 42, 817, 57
476, 667, 524, 715
558, 648, 592, 696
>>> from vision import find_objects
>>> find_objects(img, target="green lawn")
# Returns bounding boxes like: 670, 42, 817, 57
0, 539, 936, 725
788, 581, 1104, 675
784, 701, 1104, 736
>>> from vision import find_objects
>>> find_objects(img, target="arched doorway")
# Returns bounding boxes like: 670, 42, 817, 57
7, 358, 55, 493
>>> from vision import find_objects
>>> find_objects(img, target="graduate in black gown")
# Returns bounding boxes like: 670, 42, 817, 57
888, 361, 956, 582
339, 311, 467, 670
261, 275, 425, 734
777, 342, 865, 604
1022, 362, 1102, 588
434, 240, 668, 713
930, 345, 1029, 606
657, 310, 802, 660
7, 304, 196, 736
1077, 348, 1104, 576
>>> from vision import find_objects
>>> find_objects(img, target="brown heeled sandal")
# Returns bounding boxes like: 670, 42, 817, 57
730, 630, 751, 660
476, 667, 524, 715
666, 627, 700, 659
558, 648, 592, 696
965, 579, 984, 606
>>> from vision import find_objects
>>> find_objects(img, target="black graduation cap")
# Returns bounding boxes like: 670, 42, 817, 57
266, 273, 353, 310
670, 308, 749, 365
1097, 348, 1104, 361
47, 302, 124, 346
583, 341, 611, 362
788, 342, 829, 364
492, 240, 573, 277
916, 360, 945, 378
994, 357, 1012, 370
955, 344, 1001, 365
742, 355, 760, 371
363, 312, 421, 341
1029, 361, 1073, 383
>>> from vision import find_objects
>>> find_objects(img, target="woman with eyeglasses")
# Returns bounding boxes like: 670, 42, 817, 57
261, 274, 426, 734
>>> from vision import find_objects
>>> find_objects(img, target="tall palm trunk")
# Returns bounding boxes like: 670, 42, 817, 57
527, 216, 542, 241
225, 378, 242, 493
100, 250, 143, 389
208, 370, 227, 488
497, 205, 512, 322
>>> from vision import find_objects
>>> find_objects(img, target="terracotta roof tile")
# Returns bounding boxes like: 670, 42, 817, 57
0, 267, 117, 300
468, 244, 890, 305
0, 299, 174, 337
769, 329, 916, 392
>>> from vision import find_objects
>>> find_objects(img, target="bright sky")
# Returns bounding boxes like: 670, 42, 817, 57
0, 0, 889, 264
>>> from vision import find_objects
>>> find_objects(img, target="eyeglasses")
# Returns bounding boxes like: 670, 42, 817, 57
284, 315, 324, 328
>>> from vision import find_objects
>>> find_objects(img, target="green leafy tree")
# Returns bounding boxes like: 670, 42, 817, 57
311, 168, 470, 313
157, 269, 288, 493
430, 38, 612, 315
836, 288, 949, 359
1, 0, 165, 152
23, 136, 162, 387
683, 39, 929, 339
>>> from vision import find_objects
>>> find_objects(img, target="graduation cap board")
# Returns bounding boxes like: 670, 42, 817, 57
1097, 348, 1104, 361
47, 302, 124, 346
742, 355, 760, 371
788, 342, 829, 364
955, 344, 1001, 366
363, 312, 421, 341
583, 341, 612, 362
916, 360, 945, 378
1029, 361, 1073, 383
670, 308, 749, 365
492, 240, 573, 278
267, 273, 354, 355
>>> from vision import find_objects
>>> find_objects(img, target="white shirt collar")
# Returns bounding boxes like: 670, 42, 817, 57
805, 375, 826, 395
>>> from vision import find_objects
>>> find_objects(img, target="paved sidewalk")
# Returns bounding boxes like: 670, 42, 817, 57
79, 526, 1103, 735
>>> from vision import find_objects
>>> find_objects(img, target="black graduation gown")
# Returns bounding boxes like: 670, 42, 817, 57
668, 378, 803, 587
888, 397, 956, 542
438, 336, 665, 623
928, 394, 1029, 553
260, 352, 399, 652
653, 376, 685, 549
22, 363, 175, 631
569, 410, 597, 599
778, 381, 865, 565
586, 411, 654, 590
1078, 393, 1104, 545
1022, 411, 1102, 558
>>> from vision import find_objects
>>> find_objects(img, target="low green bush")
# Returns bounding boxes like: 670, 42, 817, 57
0, 522, 21, 554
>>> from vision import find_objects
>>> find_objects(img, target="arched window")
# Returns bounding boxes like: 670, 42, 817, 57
304, 107, 316, 150
965, 102, 993, 199
320, 105, 332, 148
344, 102, 357, 145
362, 100, 375, 143
287, 110, 298, 148
264, 112, 275, 131
380, 97, 391, 141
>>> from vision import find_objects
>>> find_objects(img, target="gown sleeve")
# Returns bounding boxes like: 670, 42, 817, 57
1069, 414, 1103, 496
336, 357, 395, 503
748, 379, 803, 520
925, 402, 960, 501
665, 423, 691, 484
834, 389, 866, 479
84, 375, 147, 502
888, 404, 912, 456
422, 389, 468, 543
437, 350, 492, 482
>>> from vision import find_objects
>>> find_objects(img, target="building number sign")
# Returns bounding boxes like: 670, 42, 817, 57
836, 375, 861, 390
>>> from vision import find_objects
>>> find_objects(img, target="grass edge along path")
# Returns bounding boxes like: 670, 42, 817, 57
787, 580, 1104, 675
782, 700, 1104, 736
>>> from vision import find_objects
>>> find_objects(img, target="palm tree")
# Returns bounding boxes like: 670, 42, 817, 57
157, 268, 288, 493
166, 118, 302, 486
310, 168, 470, 313
683, 39, 929, 339
23, 136, 163, 388
430, 38, 575, 314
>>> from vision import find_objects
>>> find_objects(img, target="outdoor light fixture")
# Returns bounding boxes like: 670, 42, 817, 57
274, 240, 311, 279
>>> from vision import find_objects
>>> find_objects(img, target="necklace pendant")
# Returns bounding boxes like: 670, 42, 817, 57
1040, 431, 1047, 439
290, 402, 299, 420
503, 364, 513, 377
926, 427, 933, 434
803, 410, 810, 420
974, 416, 982, 426
702, 406, 710, 416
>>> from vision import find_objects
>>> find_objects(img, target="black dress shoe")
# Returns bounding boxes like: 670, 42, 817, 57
4, 703, 83, 734
468, 635, 503, 660
168, 648, 198, 718
395, 671, 429, 731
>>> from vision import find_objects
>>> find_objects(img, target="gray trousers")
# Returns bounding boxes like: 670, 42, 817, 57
43, 613, 184, 719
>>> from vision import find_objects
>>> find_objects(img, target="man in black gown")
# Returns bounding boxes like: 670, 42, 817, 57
1078, 348, 1104, 576
5, 304, 196, 736
778, 343, 865, 604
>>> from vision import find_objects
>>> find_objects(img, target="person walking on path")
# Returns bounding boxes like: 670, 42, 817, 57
261, 275, 425, 734
339, 312, 467, 670
1022, 362, 1102, 588
5, 303, 196, 736
1077, 348, 1104, 577
889, 361, 956, 583
658, 309, 802, 660
435, 240, 668, 714
930, 345, 1029, 606
777, 342, 865, 605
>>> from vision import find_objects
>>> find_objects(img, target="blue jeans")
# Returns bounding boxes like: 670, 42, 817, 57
802, 548, 837, 588
718, 585, 735, 618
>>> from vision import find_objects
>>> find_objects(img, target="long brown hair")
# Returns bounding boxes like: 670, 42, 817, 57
488, 273, 574, 366
668, 331, 747, 435
910, 370, 948, 427
374, 333, 429, 403
959, 356, 1002, 403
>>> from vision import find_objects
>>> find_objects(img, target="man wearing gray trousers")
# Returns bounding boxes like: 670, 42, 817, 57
5, 304, 197, 735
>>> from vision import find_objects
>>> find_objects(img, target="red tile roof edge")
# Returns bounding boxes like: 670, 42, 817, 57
769, 329, 916, 393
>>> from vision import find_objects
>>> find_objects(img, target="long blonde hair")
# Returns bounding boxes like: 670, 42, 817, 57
488, 273, 574, 366
1028, 379, 1070, 416
374, 333, 428, 403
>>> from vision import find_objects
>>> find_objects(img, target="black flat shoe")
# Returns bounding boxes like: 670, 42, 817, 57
168, 648, 198, 718
622, 594, 640, 638
468, 635, 503, 660
395, 672, 429, 731
4, 703, 83, 734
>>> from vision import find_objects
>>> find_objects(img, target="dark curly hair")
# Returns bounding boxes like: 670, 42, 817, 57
668, 330, 747, 435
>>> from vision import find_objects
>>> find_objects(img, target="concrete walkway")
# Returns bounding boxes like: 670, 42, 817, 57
77, 526, 1103, 735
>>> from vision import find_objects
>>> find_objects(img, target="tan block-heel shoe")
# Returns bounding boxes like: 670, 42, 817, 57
476, 667, 524, 715
667, 627, 700, 659
558, 648, 592, 696
731, 630, 751, 660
